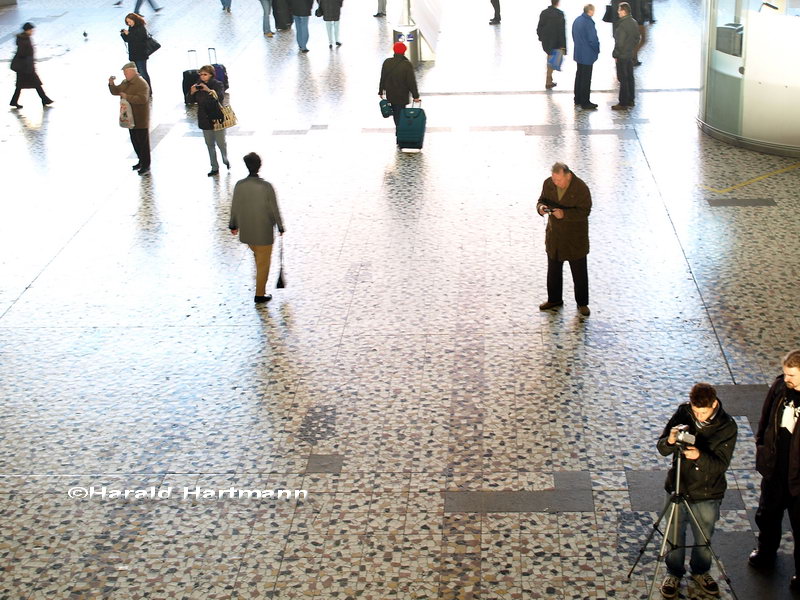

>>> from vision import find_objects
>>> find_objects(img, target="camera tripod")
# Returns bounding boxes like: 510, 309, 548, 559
627, 450, 739, 600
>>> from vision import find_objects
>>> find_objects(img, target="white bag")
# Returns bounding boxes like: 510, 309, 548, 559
119, 98, 136, 129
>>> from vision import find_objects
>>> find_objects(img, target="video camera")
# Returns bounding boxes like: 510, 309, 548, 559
674, 424, 696, 446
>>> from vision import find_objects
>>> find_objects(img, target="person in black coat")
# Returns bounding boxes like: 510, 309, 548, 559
378, 42, 420, 143
536, 0, 567, 89
318, 0, 343, 48
120, 13, 153, 93
9, 23, 53, 109
273, 0, 293, 30
290, 0, 313, 52
188, 65, 230, 176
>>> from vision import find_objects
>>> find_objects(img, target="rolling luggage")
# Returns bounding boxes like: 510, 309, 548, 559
182, 49, 199, 104
208, 47, 229, 90
397, 102, 426, 150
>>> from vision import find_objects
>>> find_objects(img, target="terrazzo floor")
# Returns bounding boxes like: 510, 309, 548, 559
1, 0, 799, 598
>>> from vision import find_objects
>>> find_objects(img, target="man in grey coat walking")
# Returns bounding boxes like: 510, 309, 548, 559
229, 152, 285, 303
611, 1, 640, 110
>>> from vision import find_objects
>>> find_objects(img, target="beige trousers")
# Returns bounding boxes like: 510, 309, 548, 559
248, 244, 273, 296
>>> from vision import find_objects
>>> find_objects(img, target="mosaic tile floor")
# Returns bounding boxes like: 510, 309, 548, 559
1, 0, 799, 598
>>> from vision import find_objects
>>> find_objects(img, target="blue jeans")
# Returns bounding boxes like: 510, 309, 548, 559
293, 16, 309, 50
220, 0, 232, 8
134, 0, 161, 11
134, 59, 151, 93
259, 0, 273, 33
663, 496, 721, 577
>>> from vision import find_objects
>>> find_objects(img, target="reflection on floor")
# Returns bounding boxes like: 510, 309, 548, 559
1, 0, 799, 598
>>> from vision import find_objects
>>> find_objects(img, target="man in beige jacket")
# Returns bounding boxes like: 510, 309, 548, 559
108, 62, 151, 174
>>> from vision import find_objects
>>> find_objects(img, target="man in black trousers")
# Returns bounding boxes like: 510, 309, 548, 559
489, 0, 501, 24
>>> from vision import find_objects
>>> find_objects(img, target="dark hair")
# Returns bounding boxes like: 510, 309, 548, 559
243, 152, 262, 175
784, 350, 800, 369
199, 64, 216, 76
125, 13, 146, 27
618, 2, 631, 14
22, 22, 35, 31
689, 383, 717, 408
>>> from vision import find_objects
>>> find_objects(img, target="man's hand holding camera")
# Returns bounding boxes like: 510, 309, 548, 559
668, 425, 700, 459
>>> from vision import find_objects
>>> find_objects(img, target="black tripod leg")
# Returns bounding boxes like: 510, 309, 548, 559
681, 498, 740, 600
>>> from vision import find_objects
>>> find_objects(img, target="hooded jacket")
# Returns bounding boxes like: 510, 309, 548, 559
537, 5, 567, 54
657, 401, 737, 501
756, 376, 800, 496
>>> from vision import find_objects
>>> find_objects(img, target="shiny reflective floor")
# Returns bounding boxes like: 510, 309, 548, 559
2, 0, 800, 598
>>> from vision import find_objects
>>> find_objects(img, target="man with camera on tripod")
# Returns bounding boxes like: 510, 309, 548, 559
656, 383, 737, 598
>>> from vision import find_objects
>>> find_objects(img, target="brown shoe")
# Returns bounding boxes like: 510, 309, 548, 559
611, 104, 630, 110
578, 305, 591, 316
539, 301, 563, 311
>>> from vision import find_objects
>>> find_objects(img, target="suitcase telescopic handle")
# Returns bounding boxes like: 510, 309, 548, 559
188, 49, 197, 68
208, 47, 217, 63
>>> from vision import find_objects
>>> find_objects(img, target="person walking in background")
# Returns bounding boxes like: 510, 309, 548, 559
273, 0, 293, 30
220, 0, 232, 13
9, 23, 54, 109
108, 62, 151, 174
290, 0, 313, 52
258, 0, 274, 37
374, 0, 386, 17
536, 162, 592, 317
188, 65, 230, 177
120, 13, 153, 94
319, 0, 343, 48
378, 42, 420, 143
229, 152, 285, 304
536, 0, 566, 90
489, 0, 501, 24
611, 1, 639, 110
572, 4, 599, 110
133, 0, 162, 13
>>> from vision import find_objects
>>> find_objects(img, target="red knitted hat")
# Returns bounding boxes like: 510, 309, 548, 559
393, 42, 407, 54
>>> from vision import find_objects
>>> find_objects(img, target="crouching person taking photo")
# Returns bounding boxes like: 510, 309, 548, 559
656, 383, 737, 599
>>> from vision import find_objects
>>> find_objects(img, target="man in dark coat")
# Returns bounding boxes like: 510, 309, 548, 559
536, 162, 592, 316
536, 0, 566, 89
9, 23, 53, 109
572, 4, 600, 109
273, 0, 293, 30
611, 2, 640, 110
108, 62, 152, 174
378, 42, 420, 141
656, 383, 737, 599
290, 0, 313, 51
749, 350, 800, 592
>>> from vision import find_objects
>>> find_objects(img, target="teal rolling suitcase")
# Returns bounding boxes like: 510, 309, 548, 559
397, 105, 426, 150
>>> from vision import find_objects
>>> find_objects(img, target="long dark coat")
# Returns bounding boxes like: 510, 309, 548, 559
10, 33, 42, 89
378, 54, 419, 107
319, 0, 343, 21
290, 0, 313, 17
537, 174, 591, 261
121, 23, 149, 62
536, 6, 567, 54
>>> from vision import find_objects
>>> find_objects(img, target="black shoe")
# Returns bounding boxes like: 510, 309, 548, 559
224, 160, 230, 170
138, 167, 151, 175
208, 169, 219, 177
154, 6, 163, 12
373, 12, 385, 16
132, 163, 141, 170
254, 294, 272, 303
42, 99, 54, 106
336, 41, 342, 46
791, 576, 800, 591
10, 103, 22, 109
748, 548, 776, 569
489, 18, 501, 24
300, 48, 309, 53
633, 60, 642, 66
329, 44, 333, 49
539, 301, 563, 311
581, 104, 598, 110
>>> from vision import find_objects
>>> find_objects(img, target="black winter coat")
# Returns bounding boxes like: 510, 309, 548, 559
191, 78, 226, 130
10, 33, 42, 89
657, 401, 737, 501
290, 0, 314, 17
756, 376, 800, 496
319, 0, 343, 21
536, 6, 567, 54
121, 23, 149, 62
378, 54, 419, 107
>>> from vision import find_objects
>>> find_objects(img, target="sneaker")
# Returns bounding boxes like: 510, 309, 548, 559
660, 574, 680, 599
691, 573, 719, 596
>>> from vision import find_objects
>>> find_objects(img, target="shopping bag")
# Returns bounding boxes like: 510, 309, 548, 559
547, 48, 564, 71
119, 98, 135, 128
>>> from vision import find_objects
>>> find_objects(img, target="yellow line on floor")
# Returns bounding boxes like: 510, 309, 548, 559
701, 162, 800, 194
